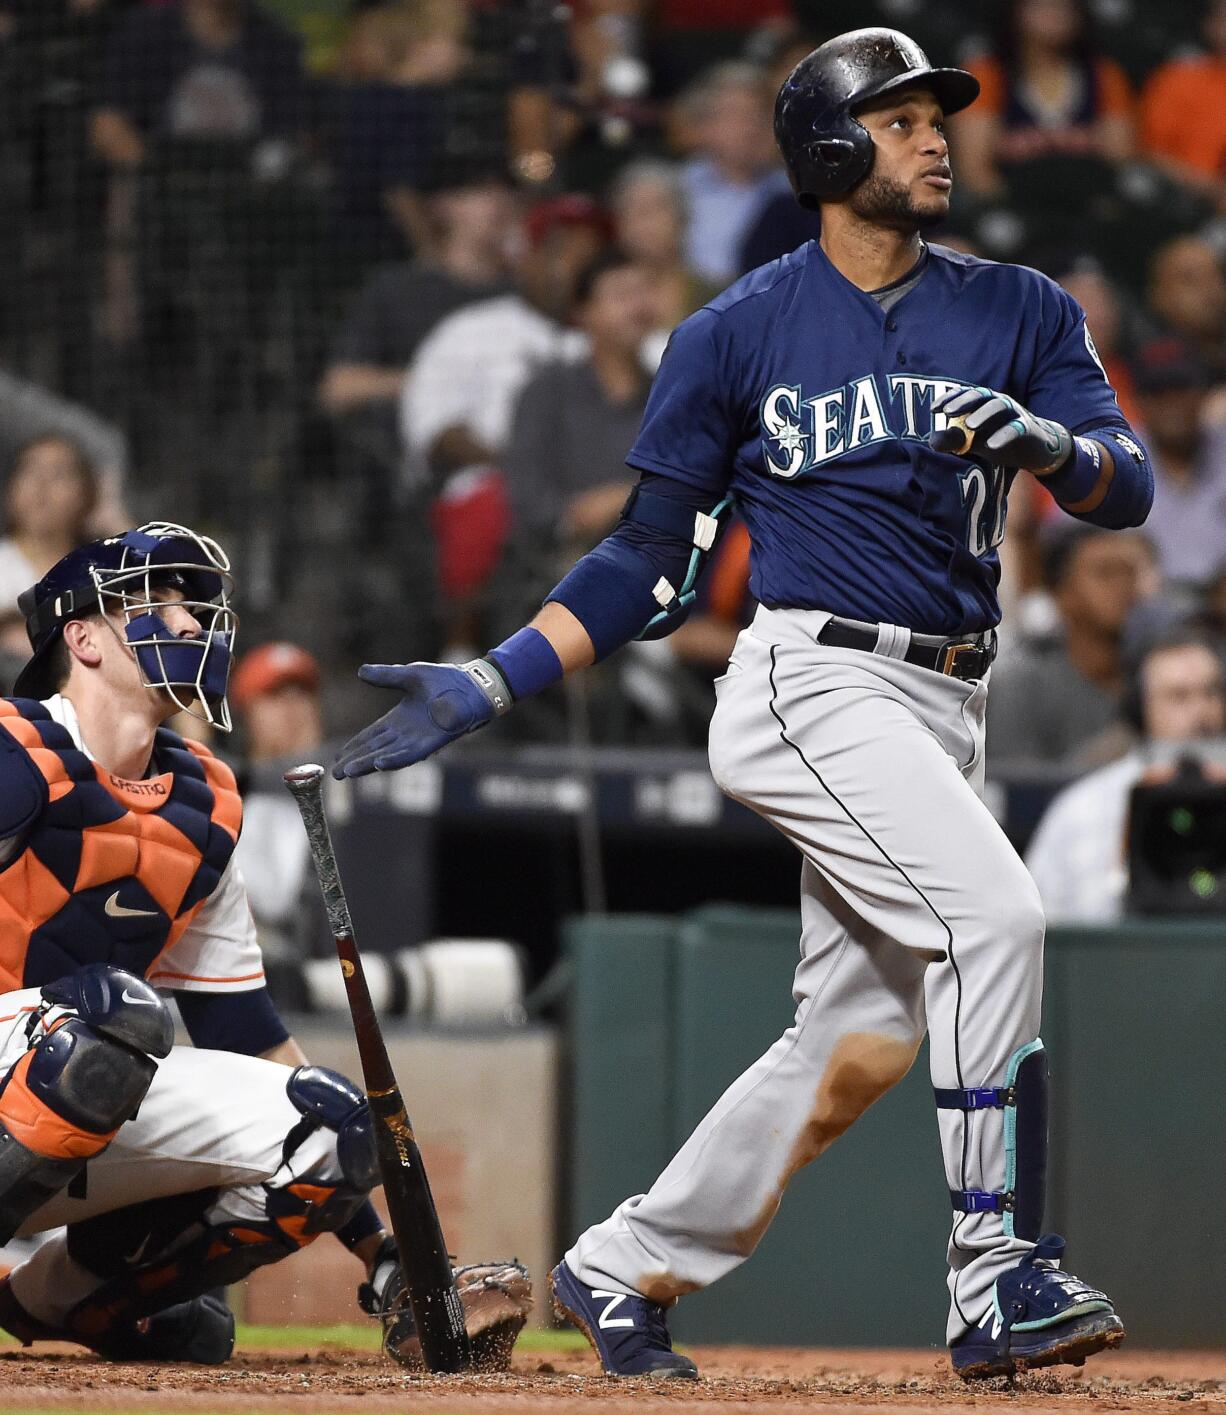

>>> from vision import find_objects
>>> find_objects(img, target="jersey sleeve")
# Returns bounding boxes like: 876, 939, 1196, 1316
625, 309, 741, 498
146, 857, 266, 993
1020, 276, 1126, 435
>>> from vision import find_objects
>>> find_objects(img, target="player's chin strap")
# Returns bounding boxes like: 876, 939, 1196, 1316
935, 1038, 1047, 1241
620, 486, 734, 640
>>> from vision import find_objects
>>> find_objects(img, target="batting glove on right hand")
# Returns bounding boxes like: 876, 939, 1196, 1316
332, 659, 511, 779
929, 385, 1072, 473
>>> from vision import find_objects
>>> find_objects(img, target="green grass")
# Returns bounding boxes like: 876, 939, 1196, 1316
233, 1322, 587, 1353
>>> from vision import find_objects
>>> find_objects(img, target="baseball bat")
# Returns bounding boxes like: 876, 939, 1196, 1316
284, 764, 472, 1373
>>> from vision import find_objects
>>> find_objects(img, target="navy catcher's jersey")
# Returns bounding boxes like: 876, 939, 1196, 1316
627, 241, 1129, 635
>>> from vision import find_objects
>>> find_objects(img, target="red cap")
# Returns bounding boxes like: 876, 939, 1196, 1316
525, 193, 614, 248
230, 642, 321, 711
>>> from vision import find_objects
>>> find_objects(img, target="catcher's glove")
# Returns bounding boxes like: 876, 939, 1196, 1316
359, 1238, 532, 1371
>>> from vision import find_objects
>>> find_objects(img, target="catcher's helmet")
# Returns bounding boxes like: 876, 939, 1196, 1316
774, 28, 980, 208
14, 521, 238, 730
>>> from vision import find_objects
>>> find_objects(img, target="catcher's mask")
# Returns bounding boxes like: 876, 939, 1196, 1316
15, 521, 238, 731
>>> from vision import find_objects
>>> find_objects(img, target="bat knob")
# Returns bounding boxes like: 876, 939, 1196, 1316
944, 415, 974, 456
284, 763, 326, 793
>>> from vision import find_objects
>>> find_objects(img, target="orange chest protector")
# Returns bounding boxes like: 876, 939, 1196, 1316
0, 699, 242, 991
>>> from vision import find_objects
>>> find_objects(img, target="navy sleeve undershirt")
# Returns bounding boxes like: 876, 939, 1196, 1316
175, 985, 290, 1057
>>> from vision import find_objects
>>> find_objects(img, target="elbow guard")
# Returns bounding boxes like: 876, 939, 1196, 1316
547, 488, 732, 659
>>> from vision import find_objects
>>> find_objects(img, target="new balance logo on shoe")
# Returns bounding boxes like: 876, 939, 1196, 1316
979, 1306, 1004, 1341
592, 1290, 636, 1330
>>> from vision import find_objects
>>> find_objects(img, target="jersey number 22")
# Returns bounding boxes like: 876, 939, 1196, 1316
959, 464, 1007, 558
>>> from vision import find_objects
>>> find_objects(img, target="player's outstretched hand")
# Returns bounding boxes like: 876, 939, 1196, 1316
929, 385, 1072, 473
333, 661, 506, 779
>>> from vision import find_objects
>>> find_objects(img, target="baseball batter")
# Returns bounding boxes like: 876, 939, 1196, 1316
0, 523, 413, 1362
337, 30, 1154, 1380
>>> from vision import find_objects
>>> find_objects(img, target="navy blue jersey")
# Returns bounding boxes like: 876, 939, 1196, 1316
627, 241, 1131, 635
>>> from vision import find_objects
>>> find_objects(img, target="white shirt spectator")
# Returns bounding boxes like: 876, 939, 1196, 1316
400, 294, 585, 478
679, 159, 774, 286
0, 540, 37, 616
1024, 753, 1144, 923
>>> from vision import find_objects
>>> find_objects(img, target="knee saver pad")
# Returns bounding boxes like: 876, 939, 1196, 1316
41, 965, 174, 1059
285, 1065, 378, 1192
20, 1017, 158, 1140
1003, 1038, 1048, 1242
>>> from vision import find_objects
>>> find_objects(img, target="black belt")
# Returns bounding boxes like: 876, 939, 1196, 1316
816, 617, 996, 681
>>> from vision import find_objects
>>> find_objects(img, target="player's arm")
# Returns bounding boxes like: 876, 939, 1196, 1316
928, 277, 1153, 529
336, 310, 740, 778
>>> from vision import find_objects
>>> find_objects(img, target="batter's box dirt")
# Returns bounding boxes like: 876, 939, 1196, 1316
0, 1344, 1222, 1415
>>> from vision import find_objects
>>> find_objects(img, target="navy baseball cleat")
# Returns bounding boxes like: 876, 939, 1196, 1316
549, 1261, 698, 1379
950, 1235, 1124, 1380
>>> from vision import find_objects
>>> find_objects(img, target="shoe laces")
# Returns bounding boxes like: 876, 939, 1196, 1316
642, 1302, 673, 1351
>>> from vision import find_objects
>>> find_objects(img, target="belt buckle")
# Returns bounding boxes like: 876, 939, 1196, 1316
939, 641, 978, 677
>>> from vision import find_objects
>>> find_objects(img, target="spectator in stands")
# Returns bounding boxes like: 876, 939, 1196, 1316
91, 0, 307, 165
503, 251, 655, 560
987, 524, 1158, 766
230, 641, 324, 965
1051, 253, 1140, 424
402, 194, 608, 482
402, 193, 610, 650
675, 62, 776, 285
1145, 235, 1226, 382
319, 169, 514, 421
1131, 336, 1226, 589
609, 159, 718, 339
0, 365, 128, 528
1200, 561, 1226, 647
736, 34, 824, 275
1026, 631, 1226, 922
0, 435, 99, 614
326, 0, 475, 265
1141, 0, 1226, 208
955, 0, 1133, 201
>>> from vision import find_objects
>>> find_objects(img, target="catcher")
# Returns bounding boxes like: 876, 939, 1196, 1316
0, 523, 529, 1366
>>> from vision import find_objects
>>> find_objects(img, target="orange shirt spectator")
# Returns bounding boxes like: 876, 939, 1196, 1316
966, 51, 1131, 167
955, 0, 1133, 199
1141, 56, 1226, 185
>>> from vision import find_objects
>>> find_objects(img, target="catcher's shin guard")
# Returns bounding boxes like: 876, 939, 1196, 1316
0, 968, 172, 1242
61, 1065, 377, 1332
936, 1038, 1048, 1238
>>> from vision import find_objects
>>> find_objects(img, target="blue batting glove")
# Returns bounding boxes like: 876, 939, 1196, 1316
332, 660, 512, 779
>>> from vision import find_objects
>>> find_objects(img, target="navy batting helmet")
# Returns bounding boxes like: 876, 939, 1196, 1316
774, 28, 979, 208
14, 521, 238, 729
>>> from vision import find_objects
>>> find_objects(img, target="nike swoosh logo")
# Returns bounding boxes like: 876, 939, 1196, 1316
105, 890, 159, 920
121, 988, 157, 1007
125, 1233, 153, 1265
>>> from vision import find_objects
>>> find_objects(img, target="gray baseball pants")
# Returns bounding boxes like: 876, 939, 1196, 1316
567, 604, 1045, 1343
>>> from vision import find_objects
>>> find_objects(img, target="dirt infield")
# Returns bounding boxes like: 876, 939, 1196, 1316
0, 1341, 1222, 1415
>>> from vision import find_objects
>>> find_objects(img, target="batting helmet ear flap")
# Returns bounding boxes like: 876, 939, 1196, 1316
774, 27, 978, 205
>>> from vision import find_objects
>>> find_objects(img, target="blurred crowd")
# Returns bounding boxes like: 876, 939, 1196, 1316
0, 0, 1225, 934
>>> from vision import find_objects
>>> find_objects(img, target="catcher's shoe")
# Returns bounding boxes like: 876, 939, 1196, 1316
0, 1277, 235, 1364
951, 1234, 1124, 1380
549, 1260, 698, 1380
359, 1238, 532, 1371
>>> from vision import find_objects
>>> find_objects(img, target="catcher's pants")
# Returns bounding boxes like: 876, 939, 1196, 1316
567, 605, 1045, 1344
0, 989, 343, 1324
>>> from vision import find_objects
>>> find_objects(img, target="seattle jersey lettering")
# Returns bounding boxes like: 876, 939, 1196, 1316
761, 375, 967, 477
